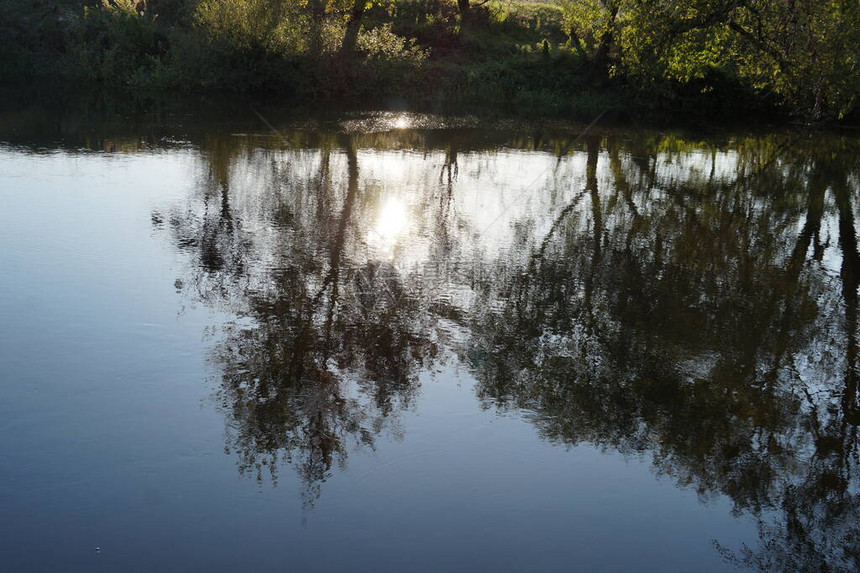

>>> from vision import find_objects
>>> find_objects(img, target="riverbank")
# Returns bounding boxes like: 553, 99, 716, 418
1, 0, 856, 123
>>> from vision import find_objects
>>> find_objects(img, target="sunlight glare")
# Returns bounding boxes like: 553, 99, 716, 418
370, 197, 409, 256
393, 115, 410, 129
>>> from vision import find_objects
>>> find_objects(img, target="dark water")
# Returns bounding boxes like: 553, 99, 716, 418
1, 94, 859, 572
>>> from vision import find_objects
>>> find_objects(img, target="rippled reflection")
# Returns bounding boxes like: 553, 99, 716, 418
143, 118, 860, 569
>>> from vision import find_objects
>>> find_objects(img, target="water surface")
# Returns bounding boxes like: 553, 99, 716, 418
1, 95, 858, 572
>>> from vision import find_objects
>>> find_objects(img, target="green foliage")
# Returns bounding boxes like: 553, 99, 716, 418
560, 0, 613, 53
68, 0, 169, 84
727, 0, 859, 120
487, 1, 565, 40
0, 0, 855, 120
194, 0, 307, 55
0, 1, 82, 78
357, 23, 428, 61
560, 0, 860, 119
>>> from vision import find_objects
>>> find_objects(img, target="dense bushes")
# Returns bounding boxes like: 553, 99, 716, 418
559, 0, 859, 121
0, 0, 856, 120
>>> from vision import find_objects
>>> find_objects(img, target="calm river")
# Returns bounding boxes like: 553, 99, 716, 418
1, 92, 858, 572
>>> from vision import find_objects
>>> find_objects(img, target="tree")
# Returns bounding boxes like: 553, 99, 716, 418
561, 0, 859, 118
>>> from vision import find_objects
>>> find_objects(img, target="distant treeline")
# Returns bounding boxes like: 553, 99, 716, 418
1, 0, 857, 121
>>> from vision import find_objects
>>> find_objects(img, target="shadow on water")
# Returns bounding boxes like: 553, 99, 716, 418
3, 97, 860, 570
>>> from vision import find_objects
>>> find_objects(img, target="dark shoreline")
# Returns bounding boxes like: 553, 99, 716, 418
4, 76, 853, 139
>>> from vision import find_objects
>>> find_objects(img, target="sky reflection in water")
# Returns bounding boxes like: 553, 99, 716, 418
1, 103, 859, 572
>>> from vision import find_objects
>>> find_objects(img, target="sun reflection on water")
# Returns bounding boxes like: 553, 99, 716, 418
369, 197, 409, 257
392, 115, 410, 129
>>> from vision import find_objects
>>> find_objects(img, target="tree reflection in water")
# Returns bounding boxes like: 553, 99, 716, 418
469, 133, 860, 572
157, 132, 436, 506
156, 122, 859, 568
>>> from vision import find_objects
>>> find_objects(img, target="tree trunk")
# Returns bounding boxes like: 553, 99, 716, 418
307, 0, 326, 54
458, 0, 470, 19
594, 3, 618, 77
569, 29, 586, 58
340, 0, 366, 56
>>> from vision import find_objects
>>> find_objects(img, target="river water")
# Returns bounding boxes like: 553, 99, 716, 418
1, 93, 858, 572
